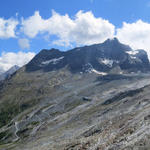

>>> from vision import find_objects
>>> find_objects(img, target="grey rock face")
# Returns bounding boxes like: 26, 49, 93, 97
26, 38, 150, 73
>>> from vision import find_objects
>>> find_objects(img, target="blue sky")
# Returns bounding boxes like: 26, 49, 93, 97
1, 0, 150, 72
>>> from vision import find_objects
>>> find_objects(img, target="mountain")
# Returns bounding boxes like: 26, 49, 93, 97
26, 38, 150, 73
0, 65, 20, 81
0, 38, 150, 150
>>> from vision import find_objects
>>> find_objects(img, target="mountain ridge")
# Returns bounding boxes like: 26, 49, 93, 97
26, 38, 150, 74
0, 38, 150, 150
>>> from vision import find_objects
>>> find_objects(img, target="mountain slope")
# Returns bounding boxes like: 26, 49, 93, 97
0, 39, 150, 150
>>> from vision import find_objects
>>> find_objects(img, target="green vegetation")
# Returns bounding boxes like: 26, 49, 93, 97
0, 104, 19, 128
0, 131, 7, 140
0, 98, 40, 128
30, 121, 39, 126
0, 130, 13, 145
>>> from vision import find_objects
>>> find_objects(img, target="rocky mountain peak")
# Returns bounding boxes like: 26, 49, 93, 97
26, 38, 150, 74
103, 37, 120, 44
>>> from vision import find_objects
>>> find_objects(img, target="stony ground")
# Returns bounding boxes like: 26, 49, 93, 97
0, 68, 150, 150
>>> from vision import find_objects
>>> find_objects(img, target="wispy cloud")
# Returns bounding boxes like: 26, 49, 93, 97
18, 38, 30, 50
90, 0, 94, 3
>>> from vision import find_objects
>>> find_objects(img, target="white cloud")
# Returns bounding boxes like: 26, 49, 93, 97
116, 20, 150, 59
0, 51, 35, 73
18, 38, 30, 49
21, 10, 115, 46
1, 10, 150, 64
0, 18, 18, 38
21, 11, 45, 38
20, 11, 150, 60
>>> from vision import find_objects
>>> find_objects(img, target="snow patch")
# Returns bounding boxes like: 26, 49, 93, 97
100, 59, 114, 67
92, 69, 107, 75
126, 51, 140, 61
126, 50, 139, 55
82, 63, 107, 75
41, 56, 64, 65
130, 56, 137, 59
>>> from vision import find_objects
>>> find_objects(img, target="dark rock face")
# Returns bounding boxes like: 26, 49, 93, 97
26, 38, 150, 73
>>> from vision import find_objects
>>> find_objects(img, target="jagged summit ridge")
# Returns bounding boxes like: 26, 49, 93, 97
26, 38, 150, 73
